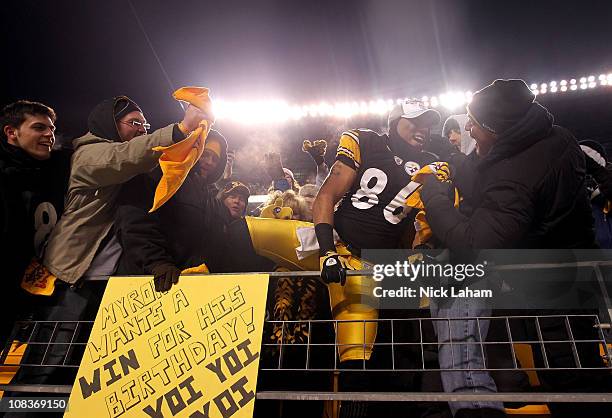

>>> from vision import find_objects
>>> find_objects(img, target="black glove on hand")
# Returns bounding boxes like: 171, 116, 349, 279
420, 174, 454, 206
319, 251, 352, 285
151, 263, 181, 292
302, 139, 327, 166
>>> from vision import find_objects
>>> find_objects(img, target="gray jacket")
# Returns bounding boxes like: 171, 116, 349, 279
43, 125, 175, 283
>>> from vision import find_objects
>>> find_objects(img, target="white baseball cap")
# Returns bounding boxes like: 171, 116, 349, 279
388, 100, 441, 128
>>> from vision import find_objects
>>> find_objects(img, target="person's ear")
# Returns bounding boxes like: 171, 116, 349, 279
3, 125, 18, 145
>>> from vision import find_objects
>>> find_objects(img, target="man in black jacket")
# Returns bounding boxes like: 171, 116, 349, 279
115, 130, 231, 291
0, 100, 70, 348
420, 79, 603, 418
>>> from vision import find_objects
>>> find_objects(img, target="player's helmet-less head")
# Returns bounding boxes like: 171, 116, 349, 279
387, 101, 441, 157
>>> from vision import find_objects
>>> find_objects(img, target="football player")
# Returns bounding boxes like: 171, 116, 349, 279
313, 100, 441, 352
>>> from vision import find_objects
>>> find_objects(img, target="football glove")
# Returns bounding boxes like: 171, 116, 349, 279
302, 139, 327, 166
319, 251, 352, 285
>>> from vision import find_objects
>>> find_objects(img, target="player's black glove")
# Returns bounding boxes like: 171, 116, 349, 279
302, 139, 327, 166
319, 251, 352, 286
151, 263, 181, 292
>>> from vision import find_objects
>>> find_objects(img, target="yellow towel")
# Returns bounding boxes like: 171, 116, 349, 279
405, 162, 460, 244
20, 258, 56, 296
150, 87, 214, 212
181, 263, 210, 274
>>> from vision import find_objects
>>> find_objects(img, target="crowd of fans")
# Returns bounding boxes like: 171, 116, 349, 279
1, 78, 612, 418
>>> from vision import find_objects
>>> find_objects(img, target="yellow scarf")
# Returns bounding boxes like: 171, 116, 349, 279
150, 87, 214, 212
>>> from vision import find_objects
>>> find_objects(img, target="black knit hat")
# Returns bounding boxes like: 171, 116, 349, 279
467, 79, 535, 135
442, 117, 461, 138
113, 96, 142, 120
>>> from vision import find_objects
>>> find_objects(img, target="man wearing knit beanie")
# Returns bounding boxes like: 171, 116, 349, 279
465, 79, 536, 156
419, 79, 607, 417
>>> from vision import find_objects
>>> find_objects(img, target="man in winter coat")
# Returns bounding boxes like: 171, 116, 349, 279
114, 130, 231, 291
43, 96, 210, 284
420, 79, 601, 418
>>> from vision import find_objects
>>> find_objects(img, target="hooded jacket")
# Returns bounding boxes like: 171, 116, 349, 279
424, 103, 596, 249
114, 130, 232, 275
43, 97, 180, 283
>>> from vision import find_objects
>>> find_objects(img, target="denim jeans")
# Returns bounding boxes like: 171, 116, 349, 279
429, 296, 503, 415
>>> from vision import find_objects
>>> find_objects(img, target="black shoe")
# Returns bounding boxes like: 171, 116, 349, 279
455, 408, 506, 418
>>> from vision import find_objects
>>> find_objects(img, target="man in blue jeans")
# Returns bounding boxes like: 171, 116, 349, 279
420, 79, 599, 418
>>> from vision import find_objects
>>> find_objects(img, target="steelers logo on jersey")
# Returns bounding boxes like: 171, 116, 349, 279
404, 161, 421, 176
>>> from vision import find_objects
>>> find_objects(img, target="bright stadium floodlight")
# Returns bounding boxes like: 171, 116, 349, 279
212, 68, 611, 122
439, 92, 466, 110
359, 101, 368, 115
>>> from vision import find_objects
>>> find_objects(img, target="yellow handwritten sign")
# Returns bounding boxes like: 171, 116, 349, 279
65, 274, 269, 418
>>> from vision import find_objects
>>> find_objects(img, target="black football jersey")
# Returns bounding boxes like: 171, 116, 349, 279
334, 129, 436, 250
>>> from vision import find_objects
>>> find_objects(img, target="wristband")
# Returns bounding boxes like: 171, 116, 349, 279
315, 223, 336, 255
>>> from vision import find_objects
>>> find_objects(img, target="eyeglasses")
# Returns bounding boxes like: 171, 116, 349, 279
120, 120, 151, 131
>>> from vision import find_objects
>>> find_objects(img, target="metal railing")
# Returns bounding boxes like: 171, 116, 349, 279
0, 261, 611, 406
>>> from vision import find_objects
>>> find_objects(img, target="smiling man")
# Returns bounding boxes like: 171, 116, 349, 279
420, 79, 603, 418
312, 101, 440, 417
0, 100, 71, 345
43, 95, 210, 284
314, 101, 441, 275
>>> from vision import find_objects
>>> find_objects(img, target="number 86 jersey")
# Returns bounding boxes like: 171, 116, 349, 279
334, 128, 437, 250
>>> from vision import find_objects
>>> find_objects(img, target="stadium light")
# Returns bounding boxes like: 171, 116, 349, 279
213, 69, 612, 122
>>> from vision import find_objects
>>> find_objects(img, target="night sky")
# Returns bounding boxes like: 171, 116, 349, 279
2, 0, 612, 139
